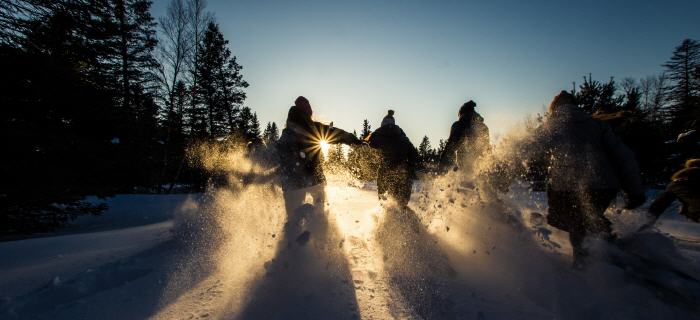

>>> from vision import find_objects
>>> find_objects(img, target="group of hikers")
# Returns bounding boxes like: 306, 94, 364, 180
248, 92, 698, 269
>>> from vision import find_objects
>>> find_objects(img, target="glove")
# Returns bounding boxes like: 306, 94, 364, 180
624, 193, 646, 210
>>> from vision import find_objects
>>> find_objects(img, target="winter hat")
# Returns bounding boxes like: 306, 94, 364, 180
381, 109, 395, 127
294, 96, 313, 117
548, 90, 576, 113
458, 100, 476, 118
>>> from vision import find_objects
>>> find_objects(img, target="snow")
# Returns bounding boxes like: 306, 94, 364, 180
1, 179, 699, 319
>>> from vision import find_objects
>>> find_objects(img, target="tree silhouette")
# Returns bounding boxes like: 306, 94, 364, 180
663, 39, 700, 131
263, 122, 280, 145
418, 136, 435, 167
193, 22, 248, 138
360, 119, 372, 140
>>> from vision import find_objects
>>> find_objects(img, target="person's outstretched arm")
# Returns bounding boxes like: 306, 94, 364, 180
319, 122, 363, 145
649, 190, 676, 217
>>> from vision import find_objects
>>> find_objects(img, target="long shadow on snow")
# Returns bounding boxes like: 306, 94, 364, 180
376, 205, 458, 319
233, 203, 360, 320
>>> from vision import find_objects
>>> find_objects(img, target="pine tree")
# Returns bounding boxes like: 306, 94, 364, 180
576, 74, 601, 113
621, 78, 641, 111
262, 121, 280, 144
185, 0, 212, 138
249, 111, 261, 140
360, 119, 371, 140
418, 136, 433, 166
169, 80, 187, 134
663, 39, 700, 130
193, 22, 248, 138
96, 0, 159, 111
270, 122, 279, 141
575, 74, 623, 114
436, 139, 446, 160
234, 106, 256, 141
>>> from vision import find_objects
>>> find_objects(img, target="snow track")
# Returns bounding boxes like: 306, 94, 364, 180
1, 179, 700, 319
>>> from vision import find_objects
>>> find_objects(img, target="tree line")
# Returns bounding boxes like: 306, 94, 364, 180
0, 0, 276, 235
327, 39, 700, 184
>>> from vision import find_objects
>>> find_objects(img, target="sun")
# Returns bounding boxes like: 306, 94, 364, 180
319, 139, 331, 159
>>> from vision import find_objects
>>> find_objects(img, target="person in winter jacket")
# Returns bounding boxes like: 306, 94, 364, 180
439, 100, 490, 175
527, 91, 646, 268
365, 110, 419, 207
275, 96, 363, 217
649, 159, 700, 223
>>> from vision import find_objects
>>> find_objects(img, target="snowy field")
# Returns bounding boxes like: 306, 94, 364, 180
1, 176, 699, 320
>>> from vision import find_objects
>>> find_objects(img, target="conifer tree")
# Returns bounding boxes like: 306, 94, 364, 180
262, 121, 280, 144
360, 119, 371, 140
193, 22, 247, 138
418, 136, 434, 167
663, 39, 700, 130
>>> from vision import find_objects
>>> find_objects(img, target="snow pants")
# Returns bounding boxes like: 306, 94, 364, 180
377, 166, 413, 207
547, 188, 618, 261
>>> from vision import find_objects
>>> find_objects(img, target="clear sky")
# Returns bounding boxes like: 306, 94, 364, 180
152, 0, 700, 145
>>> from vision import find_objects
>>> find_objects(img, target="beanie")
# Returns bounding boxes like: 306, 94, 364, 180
381, 109, 395, 127
294, 96, 312, 117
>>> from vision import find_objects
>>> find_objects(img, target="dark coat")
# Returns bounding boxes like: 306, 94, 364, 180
275, 121, 359, 191
534, 104, 643, 195
439, 111, 490, 172
516, 104, 644, 236
650, 167, 700, 222
367, 124, 419, 172
366, 124, 419, 205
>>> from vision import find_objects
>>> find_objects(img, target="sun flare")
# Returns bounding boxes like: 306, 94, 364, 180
319, 139, 330, 159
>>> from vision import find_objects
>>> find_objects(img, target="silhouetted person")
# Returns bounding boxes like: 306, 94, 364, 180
649, 159, 700, 223
365, 110, 419, 207
275, 96, 362, 224
439, 100, 490, 175
527, 91, 645, 268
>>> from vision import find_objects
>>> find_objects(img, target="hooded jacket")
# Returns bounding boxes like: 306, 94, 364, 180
439, 110, 490, 171
535, 104, 643, 195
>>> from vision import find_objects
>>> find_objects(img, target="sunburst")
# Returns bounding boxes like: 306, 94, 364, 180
298, 122, 344, 161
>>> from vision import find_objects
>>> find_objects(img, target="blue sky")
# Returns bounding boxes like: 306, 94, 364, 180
152, 0, 700, 145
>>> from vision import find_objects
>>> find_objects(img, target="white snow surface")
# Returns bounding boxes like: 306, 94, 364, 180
1, 178, 699, 320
